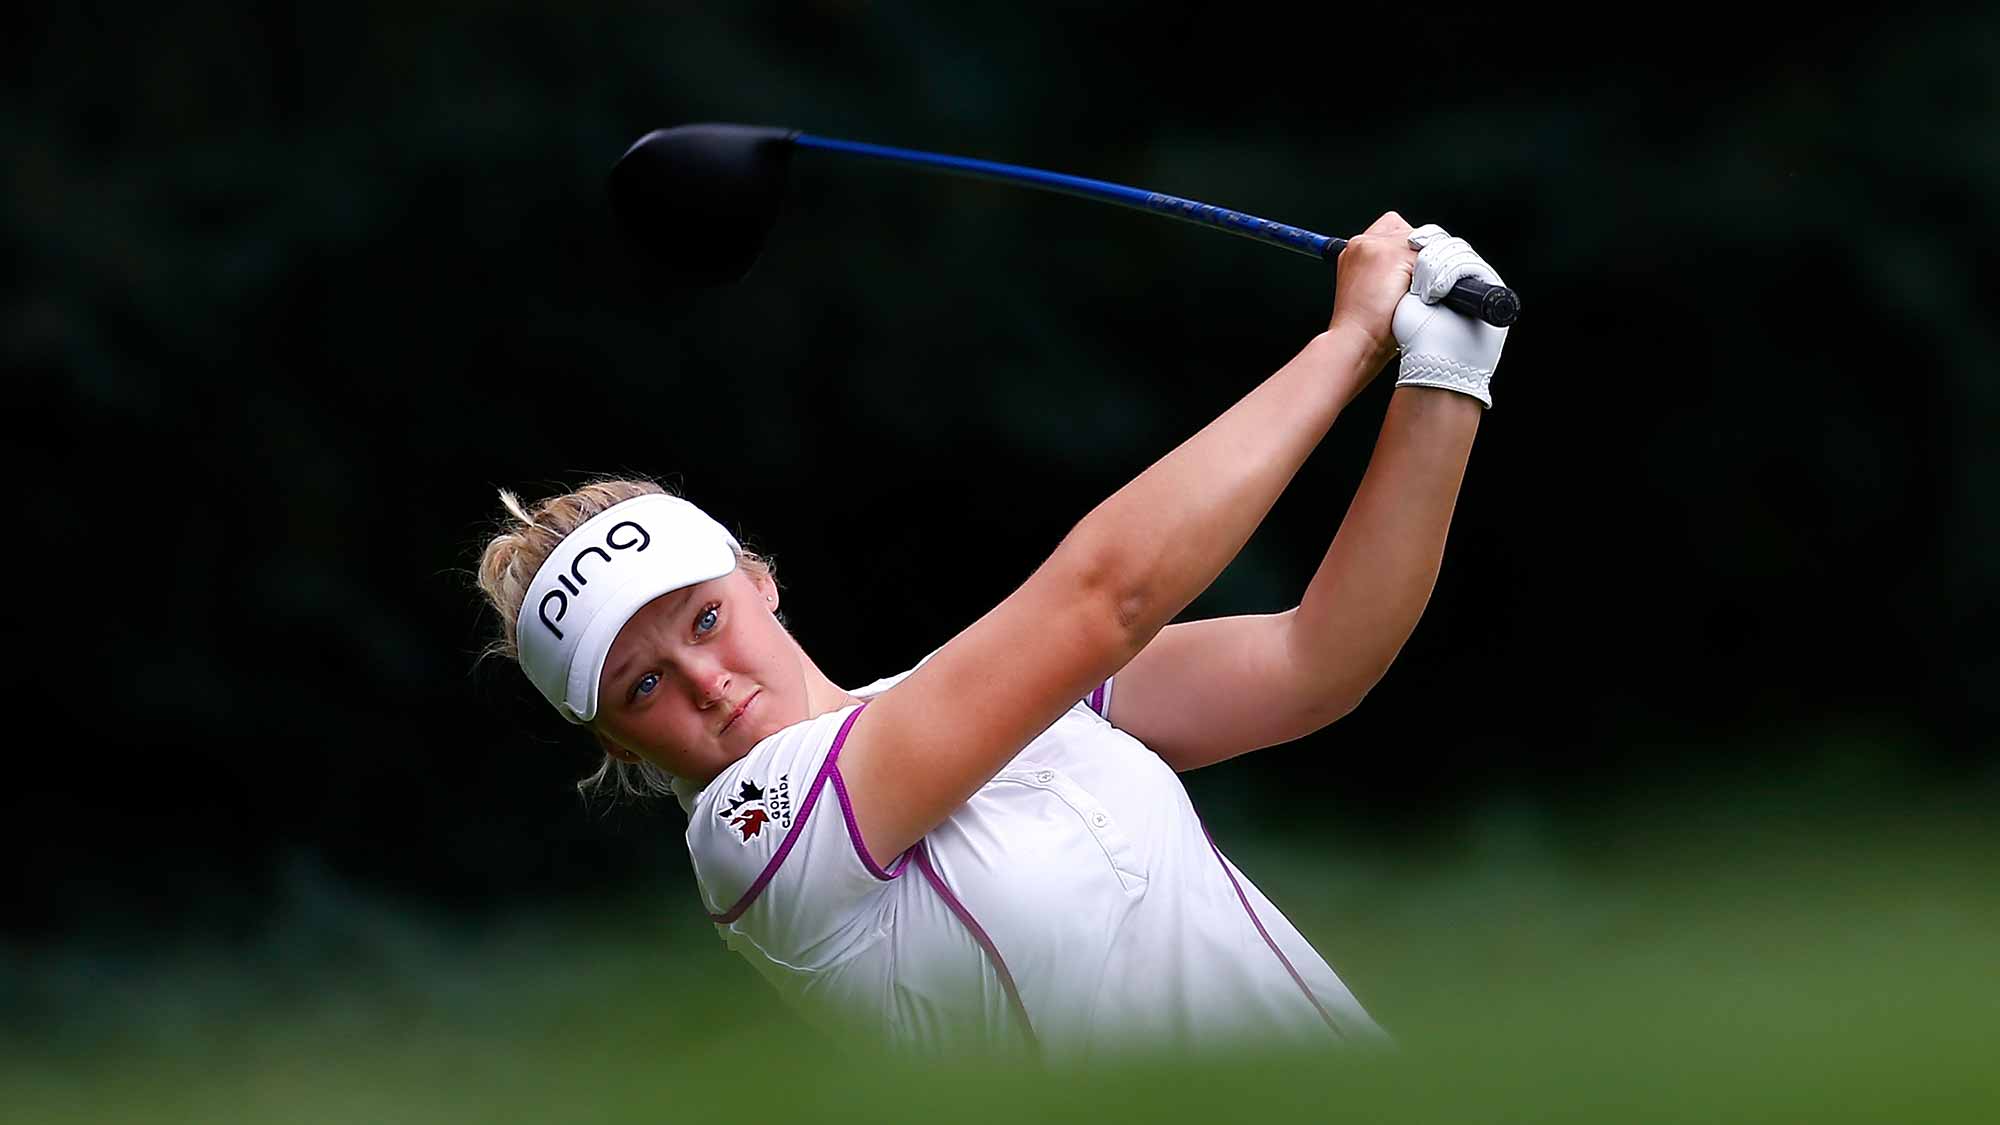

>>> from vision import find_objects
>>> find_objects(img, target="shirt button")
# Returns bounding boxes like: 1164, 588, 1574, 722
1035, 770, 1054, 784
1091, 812, 1109, 828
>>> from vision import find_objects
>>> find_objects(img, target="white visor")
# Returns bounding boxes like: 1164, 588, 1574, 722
516, 494, 741, 723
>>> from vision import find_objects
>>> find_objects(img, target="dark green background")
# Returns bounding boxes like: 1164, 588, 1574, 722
9, 0, 1993, 1014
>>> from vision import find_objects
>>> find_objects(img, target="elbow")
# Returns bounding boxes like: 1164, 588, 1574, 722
1299, 681, 1371, 733
1278, 610, 1402, 734
1334, 681, 1375, 723
1063, 535, 1159, 651
1109, 584, 1154, 640
1333, 661, 1393, 721
1097, 584, 1157, 667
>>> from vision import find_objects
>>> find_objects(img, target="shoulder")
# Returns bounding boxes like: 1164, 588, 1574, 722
684, 707, 859, 906
848, 647, 942, 699
853, 648, 1115, 723
683, 705, 903, 965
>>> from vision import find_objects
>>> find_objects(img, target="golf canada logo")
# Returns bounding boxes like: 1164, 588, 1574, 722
719, 775, 793, 843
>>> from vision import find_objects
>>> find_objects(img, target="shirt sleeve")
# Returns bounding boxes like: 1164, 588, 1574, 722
684, 704, 905, 970
1085, 676, 1114, 722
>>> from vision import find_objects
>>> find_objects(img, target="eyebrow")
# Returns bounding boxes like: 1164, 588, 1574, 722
602, 586, 700, 694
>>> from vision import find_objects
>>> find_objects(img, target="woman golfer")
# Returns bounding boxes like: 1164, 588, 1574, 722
475, 213, 1509, 1057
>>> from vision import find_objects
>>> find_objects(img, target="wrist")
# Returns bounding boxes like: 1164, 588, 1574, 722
1389, 381, 1487, 424
1314, 325, 1394, 401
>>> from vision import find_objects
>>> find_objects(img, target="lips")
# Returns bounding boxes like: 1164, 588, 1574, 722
720, 690, 759, 735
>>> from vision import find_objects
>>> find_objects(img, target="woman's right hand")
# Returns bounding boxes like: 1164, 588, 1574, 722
1327, 211, 1421, 374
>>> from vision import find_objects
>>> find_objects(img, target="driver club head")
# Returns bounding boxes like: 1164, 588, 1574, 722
607, 123, 800, 286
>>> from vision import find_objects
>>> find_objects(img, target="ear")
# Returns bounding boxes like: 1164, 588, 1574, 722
593, 729, 643, 764
750, 568, 779, 614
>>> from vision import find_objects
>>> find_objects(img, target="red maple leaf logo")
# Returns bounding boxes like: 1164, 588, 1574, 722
732, 807, 772, 841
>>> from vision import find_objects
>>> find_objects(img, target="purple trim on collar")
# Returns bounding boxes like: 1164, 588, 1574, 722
1201, 822, 1344, 1039
829, 762, 912, 880
1089, 681, 1107, 717
707, 704, 868, 924
914, 842, 1039, 1052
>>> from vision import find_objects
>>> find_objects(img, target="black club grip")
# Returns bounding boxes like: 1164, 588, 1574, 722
1322, 237, 1520, 328
1442, 276, 1520, 328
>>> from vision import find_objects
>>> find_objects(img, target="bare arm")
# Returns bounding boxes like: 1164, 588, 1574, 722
832, 215, 1422, 868
1107, 383, 1481, 771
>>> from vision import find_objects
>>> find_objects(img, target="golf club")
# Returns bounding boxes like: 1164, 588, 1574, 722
608, 123, 1520, 328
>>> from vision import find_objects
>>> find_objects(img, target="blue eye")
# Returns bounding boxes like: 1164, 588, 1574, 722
696, 603, 720, 635
633, 673, 659, 699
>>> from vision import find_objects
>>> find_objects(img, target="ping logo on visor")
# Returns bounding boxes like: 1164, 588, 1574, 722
517, 494, 741, 724
537, 518, 653, 641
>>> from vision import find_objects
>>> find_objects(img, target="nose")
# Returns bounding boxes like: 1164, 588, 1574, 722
690, 664, 731, 709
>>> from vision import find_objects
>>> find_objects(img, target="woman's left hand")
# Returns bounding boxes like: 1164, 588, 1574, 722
1327, 211, 1420, 373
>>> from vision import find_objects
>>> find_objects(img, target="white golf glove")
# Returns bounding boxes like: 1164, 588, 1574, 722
1393, 224, 1509, 408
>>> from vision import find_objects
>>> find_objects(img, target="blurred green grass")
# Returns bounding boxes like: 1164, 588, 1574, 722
7, 773, 1996, 1123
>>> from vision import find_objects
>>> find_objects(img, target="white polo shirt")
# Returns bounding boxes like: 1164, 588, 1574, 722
673, 663, 1386, 1059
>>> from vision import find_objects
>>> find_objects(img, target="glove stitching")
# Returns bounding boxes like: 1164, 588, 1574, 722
1397, 352, 1493, 408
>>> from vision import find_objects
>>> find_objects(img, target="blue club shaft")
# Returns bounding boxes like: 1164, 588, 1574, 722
793, 133, 1344, 261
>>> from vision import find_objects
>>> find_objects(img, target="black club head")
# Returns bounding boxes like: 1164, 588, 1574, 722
607, 123, 800, 287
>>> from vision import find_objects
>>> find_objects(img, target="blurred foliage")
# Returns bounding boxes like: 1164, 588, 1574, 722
5, 2, 1996, 953
6, 783, 1996, 1120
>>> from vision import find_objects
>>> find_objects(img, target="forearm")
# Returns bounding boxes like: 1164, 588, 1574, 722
1062, 325, 1381, 646
1286, 384, 1481, 711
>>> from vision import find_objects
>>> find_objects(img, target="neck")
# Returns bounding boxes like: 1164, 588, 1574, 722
797, 648, 864, 716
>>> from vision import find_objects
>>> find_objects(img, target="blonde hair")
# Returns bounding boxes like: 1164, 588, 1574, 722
474, 476, 776, 803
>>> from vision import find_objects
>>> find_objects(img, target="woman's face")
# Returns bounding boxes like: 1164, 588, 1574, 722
591, 567, 803, 786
